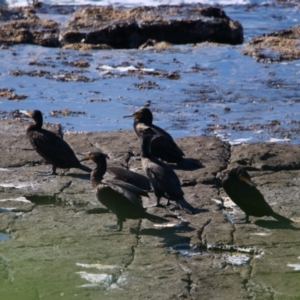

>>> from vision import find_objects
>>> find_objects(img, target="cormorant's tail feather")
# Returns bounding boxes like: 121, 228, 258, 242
271, 212, 293, 223
79, 164, 92, 173
145, 212, 169, 224
176, 199, 196, 215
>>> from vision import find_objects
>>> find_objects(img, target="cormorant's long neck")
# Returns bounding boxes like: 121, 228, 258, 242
28, 116, 43, 132
135, 114, 152, 127
91, 158, 107, 187
133, 119, 140, 135
141, 136, 152, 158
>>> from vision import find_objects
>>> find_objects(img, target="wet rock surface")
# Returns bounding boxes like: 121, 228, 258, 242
0, 4, 243, 48
1, 118, 300, 299
0, 6, 60, 47
243, 24, 300, 62
61, 5, 243, 48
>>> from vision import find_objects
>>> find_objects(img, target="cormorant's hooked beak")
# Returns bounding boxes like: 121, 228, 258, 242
78, 152, 109, 162
240, 175, 256, 187
78, 152, 93, 162
19, 110, 32, 118
123, 112, 138, 118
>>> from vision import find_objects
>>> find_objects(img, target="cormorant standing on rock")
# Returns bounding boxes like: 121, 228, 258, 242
84, 152, 168, 231
20, 109, 91, 175
124, 107, 184, 163
222, 166, 293, 224
140, 130, 196, 214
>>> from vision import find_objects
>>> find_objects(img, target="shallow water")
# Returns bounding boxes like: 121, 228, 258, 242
0, 232, 9, 241
1, 1, 300, 144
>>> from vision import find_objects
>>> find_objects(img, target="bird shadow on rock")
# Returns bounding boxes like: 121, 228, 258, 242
63, 172, 91, 180
148, 203, 209, 215
86, 207, 110, 214
131, 221, 196, 245
254, 220, 299, 230
172, 158, 204, 171
167, 206, 209, 215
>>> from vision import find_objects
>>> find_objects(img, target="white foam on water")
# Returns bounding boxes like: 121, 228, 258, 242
230, 137, 253, 145
268, 137, 291, 143
98, 65, 156, 75
6, 0, 253, 8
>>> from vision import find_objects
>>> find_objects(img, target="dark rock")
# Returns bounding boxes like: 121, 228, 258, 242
229, 142, 300, 171
0, 4, 243, 48
1, 118, 300, 298
60, 5, 243, 48
62, 42, 112, 50
244, 24, 300, 62
0, 6, 34, 21
0, 13, 60, 46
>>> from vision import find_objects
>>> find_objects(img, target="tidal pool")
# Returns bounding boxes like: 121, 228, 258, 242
0, 232, 9, 241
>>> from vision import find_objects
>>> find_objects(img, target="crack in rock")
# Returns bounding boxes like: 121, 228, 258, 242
59, 180, 72, 193
124, 219, 142, 269
239, 264, 253, 294
0, 254, 10, 281
197, 218, 212, 244
245, 281, 276, 300
76, 219, 142, 290
231, 221, 236, 246
23, 181, 73, 206
178, 263, 194, 297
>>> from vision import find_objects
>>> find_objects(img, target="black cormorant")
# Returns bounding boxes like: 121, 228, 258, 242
124, 107, 184, 163
20, 109, 91, 175
222, 166, 293, 223
140, 131, 196, 214
80, 153, 151, 191
85, 152, 168, 231
107, 166, 151, 191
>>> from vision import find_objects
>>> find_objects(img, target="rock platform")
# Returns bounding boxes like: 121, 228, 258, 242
0, 118, 300, 299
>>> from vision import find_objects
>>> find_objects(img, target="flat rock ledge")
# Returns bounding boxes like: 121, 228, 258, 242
243, 24, 300, 62
1, 118, 300, 299
0, 3, 243, 49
